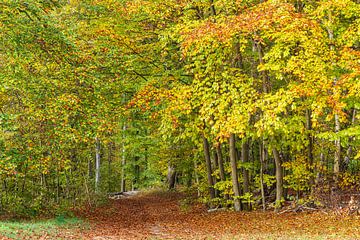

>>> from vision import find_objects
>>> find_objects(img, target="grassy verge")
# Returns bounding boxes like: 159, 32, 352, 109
0, 216, 88, 240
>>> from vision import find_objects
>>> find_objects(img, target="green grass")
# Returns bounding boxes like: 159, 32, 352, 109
0, 216, 88, 240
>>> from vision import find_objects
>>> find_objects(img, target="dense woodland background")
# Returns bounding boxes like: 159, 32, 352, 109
0, 0, 359, 216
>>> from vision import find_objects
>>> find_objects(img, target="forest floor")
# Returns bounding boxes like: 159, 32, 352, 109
1, 190, 360, 239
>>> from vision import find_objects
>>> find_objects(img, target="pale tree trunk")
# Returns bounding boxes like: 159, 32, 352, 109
229, 133, 241, 211
121, 124, 126, 192
202, 136, 215, 199
327, 15, 341, 177
334, 114, 341, 175
95, 137, 101, 193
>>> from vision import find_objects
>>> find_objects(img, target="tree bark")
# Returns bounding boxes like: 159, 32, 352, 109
242, 140, 250, 193
212, 149, 219, 197
167, 162, 176, 190
334, 114, 341, 175
273, 148, 283, 211
216, 143, 229, 200
327, 16, 341, 177
306, 109, 315, 186
229, 133, 241, 211
260, 140, 266, 211
107, 142, 113, 192
121, 124, 126, 192
202, 136, 215, 199
194, 160, 200, 197
216, 144, 226, 182
95, 137, 101, 193
345, 109, 357, 168
133, 156, 140, 190
305, 109, 314, 165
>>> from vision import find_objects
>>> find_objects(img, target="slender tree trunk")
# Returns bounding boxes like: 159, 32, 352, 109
306, 109, 315, 186
334, 114, 341, 175
212, 149, 219, 197
345, 109, 357, 167
327, 16, 341, 177
306, 109, 314, 164
216, 144, 226, 181
202, 136, 215, 199
95, 137, 101, 193
216, 144, 228, 200
273, 148, 283, 211
133, 156, 140, 190
121, 124, 126, 192
56, 165, 60, 204
316, 152, 326, 184
242, 140, 250, 193
229, 134, 241, 211
194, 160, 200, 197
260, 140, 266, 211
107, 142, 113, 192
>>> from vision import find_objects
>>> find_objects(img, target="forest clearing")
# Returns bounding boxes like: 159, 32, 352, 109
1, 190, 360, 240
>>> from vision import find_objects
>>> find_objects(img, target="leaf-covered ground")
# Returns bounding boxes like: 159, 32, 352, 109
2, 191, 360, 239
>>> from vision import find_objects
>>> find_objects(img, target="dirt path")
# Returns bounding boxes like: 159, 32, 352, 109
81, 191, 199, 239
78, 191, 360, 240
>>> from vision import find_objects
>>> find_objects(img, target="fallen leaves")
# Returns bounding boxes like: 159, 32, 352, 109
77, 190, 360, 239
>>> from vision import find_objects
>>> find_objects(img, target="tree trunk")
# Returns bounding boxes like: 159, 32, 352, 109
212, 150, 219, 197
216, 144, 226, 182
216, 144, 229, 200
202, 136, 215, 199
107, 142, 113, 192
327, 16, 341, 178
260, 140, 266, 211
305, 109, 314, 165
121, 124, 126, 192
133, 156, 140, 190
167, 162, 176, 190
194, 160, 200, 197
345, 109, 357, 168
95, 137, 101, 193
229, 133, 241, 211
334, 114, 341, 176
316, 152, 326, 185
306, 109, 315, 186
273, 148, 283, 211
242, 140, 250, 193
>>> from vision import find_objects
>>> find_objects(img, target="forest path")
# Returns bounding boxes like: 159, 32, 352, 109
80, 191, 360, 240
82, 191, 199, 239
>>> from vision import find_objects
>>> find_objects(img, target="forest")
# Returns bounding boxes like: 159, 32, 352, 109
0, 0, 359, 223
